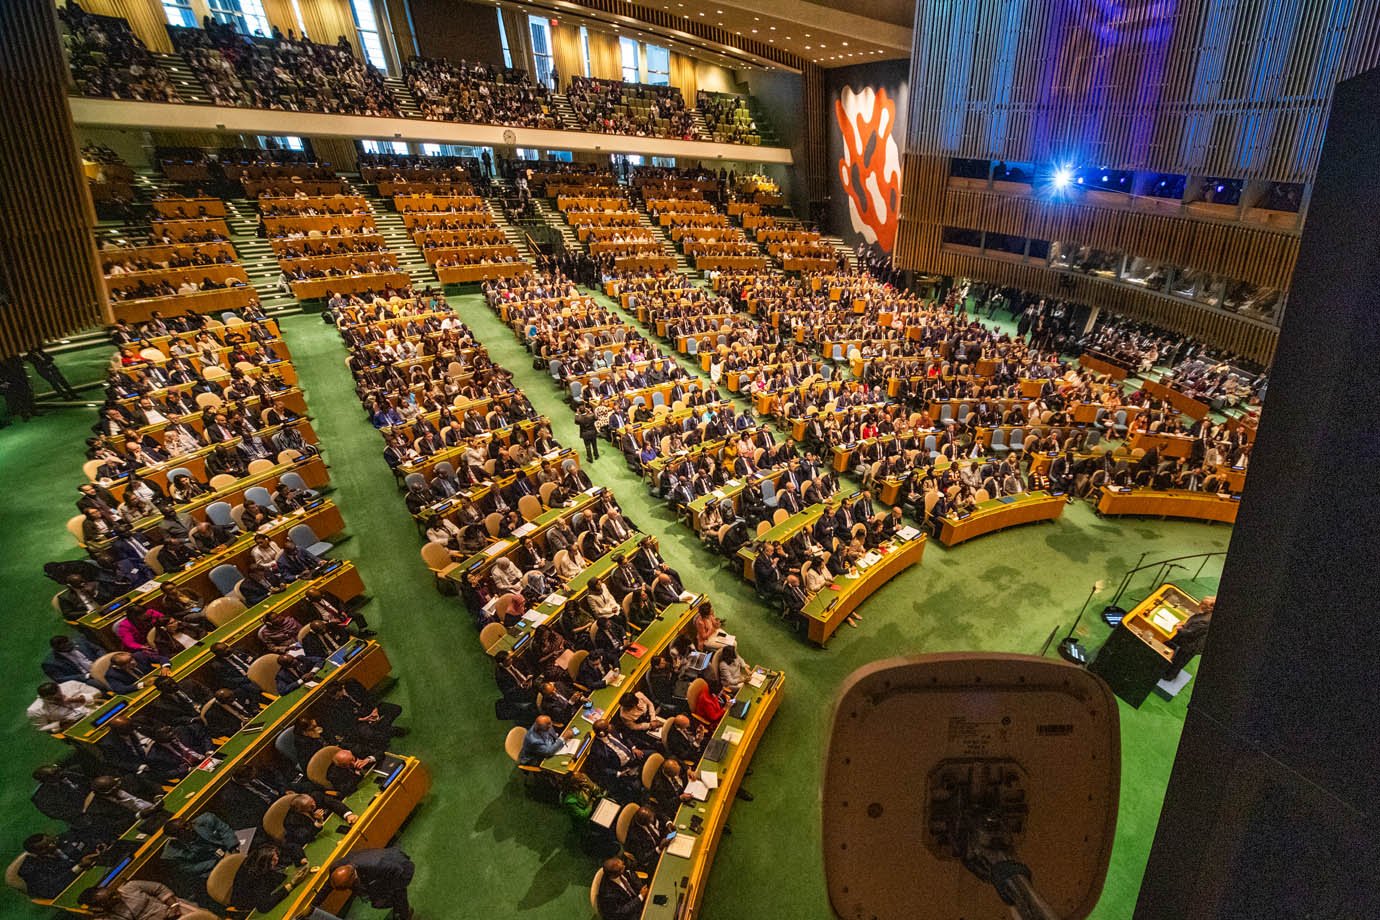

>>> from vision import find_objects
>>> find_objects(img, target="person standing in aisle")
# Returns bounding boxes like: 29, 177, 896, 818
575, 404, 600, 462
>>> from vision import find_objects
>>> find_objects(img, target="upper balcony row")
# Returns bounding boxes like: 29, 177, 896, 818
58, 9, 780, 148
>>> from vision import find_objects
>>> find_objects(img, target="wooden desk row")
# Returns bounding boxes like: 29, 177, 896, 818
292, 272, 414, 300
1095, 488, 1240, 523
47, 640, 407, 912
68, 556, 364, 741
112, 286, 260, 324
642, 669, 784, 918
937, 492, 1067, 546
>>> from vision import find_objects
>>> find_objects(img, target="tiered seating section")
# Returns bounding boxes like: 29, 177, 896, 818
62, 18, 780, 148
57, 7, 179, 102
171, 23, 399, 115
17, 303, 427, 913
643, 181, 767, 272
101, 195, 256, 323
239, 160, 412, 301
475, 269, 784, 917
696, 91, 763, 145
404, 56, 561, 128
391, 174, 527, 284
566, 77, 696, 138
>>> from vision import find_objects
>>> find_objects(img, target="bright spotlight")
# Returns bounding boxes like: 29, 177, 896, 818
1052, 166, 1074, 190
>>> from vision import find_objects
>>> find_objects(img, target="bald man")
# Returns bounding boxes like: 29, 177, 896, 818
595, 856, 646, 920
330, 847, 415, 920
325, 749, 375, 795
518, 715, 565, 766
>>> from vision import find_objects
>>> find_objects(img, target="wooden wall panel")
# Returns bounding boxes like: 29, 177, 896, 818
894, 156, 1282, 365
0, 0, 105, 357
906, 0, 1380, 185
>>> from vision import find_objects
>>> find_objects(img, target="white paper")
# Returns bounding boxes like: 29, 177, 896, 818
684, 780, 710, 801
544, 592, 568, 607
513, 522, 536, 536
666, 833, 696, 858
700, 771, 719, 790
559, 737, 581, 755
721, 728, 743, 744
591, 798, 619, 828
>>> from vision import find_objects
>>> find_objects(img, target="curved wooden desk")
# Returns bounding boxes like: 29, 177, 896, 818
938, 492, 1067, 546
1096, 488, 1239, 523
642, 671, 784, 920
801, 533, 926, 645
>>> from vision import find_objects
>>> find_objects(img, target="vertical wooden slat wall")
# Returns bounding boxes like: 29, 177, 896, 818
0, 0, 105, 357
896, 0, 1380, 366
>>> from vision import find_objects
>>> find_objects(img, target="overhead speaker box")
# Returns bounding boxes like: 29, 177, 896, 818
823, 653, 1121, 920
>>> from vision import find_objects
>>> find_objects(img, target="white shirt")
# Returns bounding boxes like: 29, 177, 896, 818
28, 681, 101, 733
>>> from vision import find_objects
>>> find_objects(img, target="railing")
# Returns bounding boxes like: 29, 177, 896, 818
1105, 550, 1227, 613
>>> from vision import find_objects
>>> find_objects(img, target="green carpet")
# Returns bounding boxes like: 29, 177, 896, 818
0, 298, 1231, 920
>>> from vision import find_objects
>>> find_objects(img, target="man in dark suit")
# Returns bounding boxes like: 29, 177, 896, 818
586, 720, 645, 802
330, 847, 415, 920
596, 856, 646, 920
18, 834, 92, 898
206, 642, 260, 700
42, 634, 105, 688
31, 764, 90, 826
776, 481, 802, 515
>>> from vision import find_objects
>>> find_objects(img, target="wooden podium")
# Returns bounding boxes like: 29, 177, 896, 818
1089, 583, 1202, 706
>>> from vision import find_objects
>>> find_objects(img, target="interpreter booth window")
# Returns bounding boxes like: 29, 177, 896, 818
645, 45, 670, 86
349, 0, 390, 72
362, 140, 410, 155
259, 135, 305, 151
1124, 256, 1170, 292
207, 0, 272, 36
162, 0, 197, 29
528, 17, 556, 89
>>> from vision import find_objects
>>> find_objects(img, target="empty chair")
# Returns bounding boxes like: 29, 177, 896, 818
205, 853, 246, 907
245, 655, 281, 693
686, 337, 699, 356
518, 494, 543, 521
1007, 428, 1025, 453
208, 474, 237, 491
205, 501, 235, 528
203, 596, 246, 627
651, 390, 666, 407
924, 434, 939, 459
569, 380, 583, 404
830, 344, 844, 362
209, 563, 244, 596
956, 403, 972, 425
760, 479, 779, 508
547, 358, 563, 380
247, 458, 275, 476
289, 523, 333, 556
938, 404, 953, 426
990, 428, 1009, 455
1112, 409, 1129, 435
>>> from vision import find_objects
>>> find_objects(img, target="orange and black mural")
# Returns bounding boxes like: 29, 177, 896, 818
828, 60, 909, 256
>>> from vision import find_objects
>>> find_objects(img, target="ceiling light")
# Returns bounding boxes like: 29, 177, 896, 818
842, 41, 849, 46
